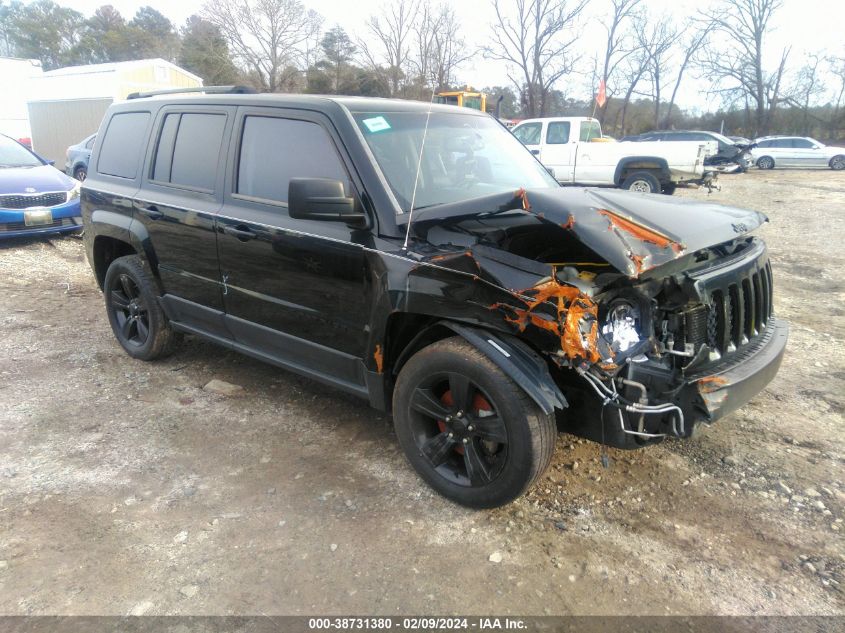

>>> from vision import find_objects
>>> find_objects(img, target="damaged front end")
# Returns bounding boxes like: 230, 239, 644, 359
407, 186, 788, 448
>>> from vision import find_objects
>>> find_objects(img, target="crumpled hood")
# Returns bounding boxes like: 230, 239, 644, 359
0, 164, 74, 195
527, 187, 767, 276
411, 187, 768, 278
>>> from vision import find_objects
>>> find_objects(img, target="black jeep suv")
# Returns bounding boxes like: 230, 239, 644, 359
82, 88, 788, 508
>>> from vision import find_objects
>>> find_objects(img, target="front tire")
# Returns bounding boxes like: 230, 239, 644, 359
830, 155, 845, 170
661, 183, 677, 195
73, 166, 87, 181
622, 171, 660, 193
393, 337, 557, 508
757, 156, 775, 170
104, 255, 179, 360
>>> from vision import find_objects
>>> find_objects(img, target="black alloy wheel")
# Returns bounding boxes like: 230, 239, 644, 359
407, 371, 509, 488
103, 255, 179, 360
110, 273, 150, 348
393, 337, 557, 508
74, 166, 87, 181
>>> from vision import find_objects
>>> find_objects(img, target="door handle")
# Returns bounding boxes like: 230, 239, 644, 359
138, 204, 163, 220
223, 224, 257, 241
530, 149, 540, 155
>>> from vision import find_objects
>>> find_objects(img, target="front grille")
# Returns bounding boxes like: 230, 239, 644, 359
0, 218, 77, 232
0, 192, 67, 209
705, 261, 773, 358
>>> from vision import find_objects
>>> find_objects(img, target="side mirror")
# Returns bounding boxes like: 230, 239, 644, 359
288, 178, 365, 224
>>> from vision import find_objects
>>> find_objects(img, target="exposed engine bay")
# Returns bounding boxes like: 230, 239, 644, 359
407, 187, 783, 447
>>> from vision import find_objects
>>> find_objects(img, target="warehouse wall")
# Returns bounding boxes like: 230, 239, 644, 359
27, 98, 112, 167
117, 63, 201, 98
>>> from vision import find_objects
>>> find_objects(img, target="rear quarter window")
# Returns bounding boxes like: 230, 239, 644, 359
97, 112, 150, 179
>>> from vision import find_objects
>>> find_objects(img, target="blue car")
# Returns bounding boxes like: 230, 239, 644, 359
65, 133, 96, 181
0, 134, 82, 239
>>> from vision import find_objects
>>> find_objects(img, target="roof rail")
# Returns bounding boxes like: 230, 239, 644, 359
126, 85, 257, 100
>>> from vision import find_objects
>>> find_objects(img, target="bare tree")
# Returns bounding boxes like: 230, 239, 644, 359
357, 0, 420, 97
636, 15, 679, 129
485, 0, 588, 117
661, 21, 714, 128
826, 56, 845, 138
202, 0, 322, 93
597, 0, 642, 123
697, 0, 789, 136
427, 4, 473, 91
783, 55, 825, 135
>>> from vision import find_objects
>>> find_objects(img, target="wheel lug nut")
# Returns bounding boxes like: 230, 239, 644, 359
462, 438, 468, 444
456, 411, 463, 418
448, 432, 454, 438
468, 425, 474, 431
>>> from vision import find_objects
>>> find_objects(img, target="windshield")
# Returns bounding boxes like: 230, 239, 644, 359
353, 111, 558, 213
0, 135, 43, 168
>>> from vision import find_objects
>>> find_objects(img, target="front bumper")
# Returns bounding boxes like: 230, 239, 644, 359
688, 317, 788, 423
0, 199, 82, 239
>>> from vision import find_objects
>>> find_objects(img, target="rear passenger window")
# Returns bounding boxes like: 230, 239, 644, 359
97, 112, 150, 179
237, 116, 347, 204
152, 112, 226, 191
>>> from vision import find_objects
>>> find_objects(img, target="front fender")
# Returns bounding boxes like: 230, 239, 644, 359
427, 321, 567, 415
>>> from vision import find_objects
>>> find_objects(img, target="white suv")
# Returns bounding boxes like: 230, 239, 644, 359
751, 136, 845, 170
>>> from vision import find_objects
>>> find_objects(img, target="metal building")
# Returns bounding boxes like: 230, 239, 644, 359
26, 59, 202, 164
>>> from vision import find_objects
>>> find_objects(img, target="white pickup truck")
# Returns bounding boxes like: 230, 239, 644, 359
511, 117, 716, 194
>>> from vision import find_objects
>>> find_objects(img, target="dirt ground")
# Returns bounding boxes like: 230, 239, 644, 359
0, 169, 843, 617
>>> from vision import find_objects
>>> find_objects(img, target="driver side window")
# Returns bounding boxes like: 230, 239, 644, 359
513, 123, 541, 146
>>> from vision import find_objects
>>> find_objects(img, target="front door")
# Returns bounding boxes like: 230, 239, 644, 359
540, 121, 575, 182
216, 108, 371, 393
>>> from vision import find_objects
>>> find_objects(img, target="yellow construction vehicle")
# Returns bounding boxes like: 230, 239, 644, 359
433, 89, 487, 112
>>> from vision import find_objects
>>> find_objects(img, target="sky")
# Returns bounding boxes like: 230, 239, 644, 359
55, 0, 844, 111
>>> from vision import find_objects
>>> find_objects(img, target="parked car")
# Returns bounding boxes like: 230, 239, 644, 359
65, 133, 96, 181
623, 130, 754, 173
0, 133, 82, 239
82, 89, 788, 508
511, 117, 715, 194
751, 136, 845, 170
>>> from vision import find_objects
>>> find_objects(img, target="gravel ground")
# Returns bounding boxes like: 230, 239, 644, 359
0, 169, 843, 616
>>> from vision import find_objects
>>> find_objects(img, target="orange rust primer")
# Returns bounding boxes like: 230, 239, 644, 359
373, 345, 384, 374
491, 270, 602, 364
598, 209, 684, 254
560, 214, 576, 231
516, 188, 531, 211
630, 253, 646, 274
697, 375, 728, 393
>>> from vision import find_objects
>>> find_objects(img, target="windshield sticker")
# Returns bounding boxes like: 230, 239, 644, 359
362, 116, 391, 133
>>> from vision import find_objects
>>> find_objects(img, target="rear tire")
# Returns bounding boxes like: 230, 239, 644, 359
622, 171, 660, 193
393, 337, 557, 508
661, 183, 677, 195
830, 155, 845, 170
104, 255, 179, 361
756, 156, 775, 170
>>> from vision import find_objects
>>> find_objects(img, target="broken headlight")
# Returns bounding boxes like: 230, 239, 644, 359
601, 300, 643, 353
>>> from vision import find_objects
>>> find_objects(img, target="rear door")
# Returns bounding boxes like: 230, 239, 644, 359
135, 106, 234, 336
215, 107, 371, 395
770, 138, 795, 166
